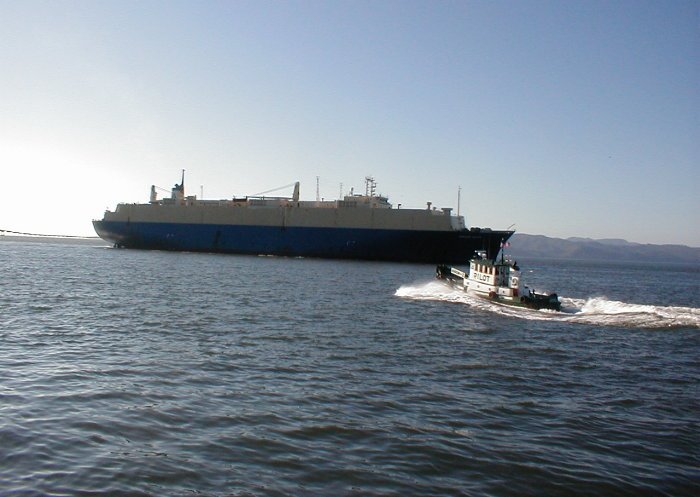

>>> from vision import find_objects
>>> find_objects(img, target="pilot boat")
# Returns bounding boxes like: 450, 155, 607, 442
436, 251, 561, 311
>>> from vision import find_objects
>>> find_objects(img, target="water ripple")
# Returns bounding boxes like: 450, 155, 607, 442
1, 241, 698, 496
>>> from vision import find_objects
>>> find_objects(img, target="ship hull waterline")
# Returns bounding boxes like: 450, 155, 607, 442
93, 220, 513, 264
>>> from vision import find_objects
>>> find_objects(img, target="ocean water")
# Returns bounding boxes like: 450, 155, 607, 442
1, 237, 698, 497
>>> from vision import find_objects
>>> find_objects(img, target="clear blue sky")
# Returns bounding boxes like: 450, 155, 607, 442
1, 0, 698, 245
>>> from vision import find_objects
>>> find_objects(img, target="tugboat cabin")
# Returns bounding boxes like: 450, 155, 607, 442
468, 253, 521, 299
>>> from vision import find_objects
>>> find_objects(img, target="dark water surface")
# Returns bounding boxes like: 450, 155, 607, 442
1, 238, 698, 496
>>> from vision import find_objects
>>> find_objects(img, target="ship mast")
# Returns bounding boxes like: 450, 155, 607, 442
365, 176, 376, 197
171, 169, 186, 201
457, 186, 461, 216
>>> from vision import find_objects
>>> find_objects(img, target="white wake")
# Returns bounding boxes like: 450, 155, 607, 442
395, 281, 700, 329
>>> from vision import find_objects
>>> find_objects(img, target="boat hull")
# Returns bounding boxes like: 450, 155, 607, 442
482, 293, 561, 311
93, 220, 511, 264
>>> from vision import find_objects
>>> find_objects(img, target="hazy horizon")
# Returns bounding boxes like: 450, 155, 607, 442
2, 228, 699, 250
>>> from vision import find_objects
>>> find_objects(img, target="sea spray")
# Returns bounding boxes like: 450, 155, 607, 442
397, 281, 700, 329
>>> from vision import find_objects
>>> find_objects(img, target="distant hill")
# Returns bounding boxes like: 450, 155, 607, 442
507, 234, 700, 264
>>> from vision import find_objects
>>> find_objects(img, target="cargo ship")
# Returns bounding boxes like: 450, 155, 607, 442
93, 172, 513, 263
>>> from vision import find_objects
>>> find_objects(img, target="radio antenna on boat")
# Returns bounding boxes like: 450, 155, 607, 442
316, 176, 320, 202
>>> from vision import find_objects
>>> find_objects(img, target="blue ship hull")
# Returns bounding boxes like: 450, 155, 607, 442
93, 220, 512, 264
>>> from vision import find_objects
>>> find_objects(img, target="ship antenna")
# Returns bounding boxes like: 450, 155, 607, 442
316, 176, 320, 202
180, 169, 185, 193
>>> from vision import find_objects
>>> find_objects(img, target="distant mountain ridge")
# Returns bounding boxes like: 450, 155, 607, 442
507, 234, 700, 264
